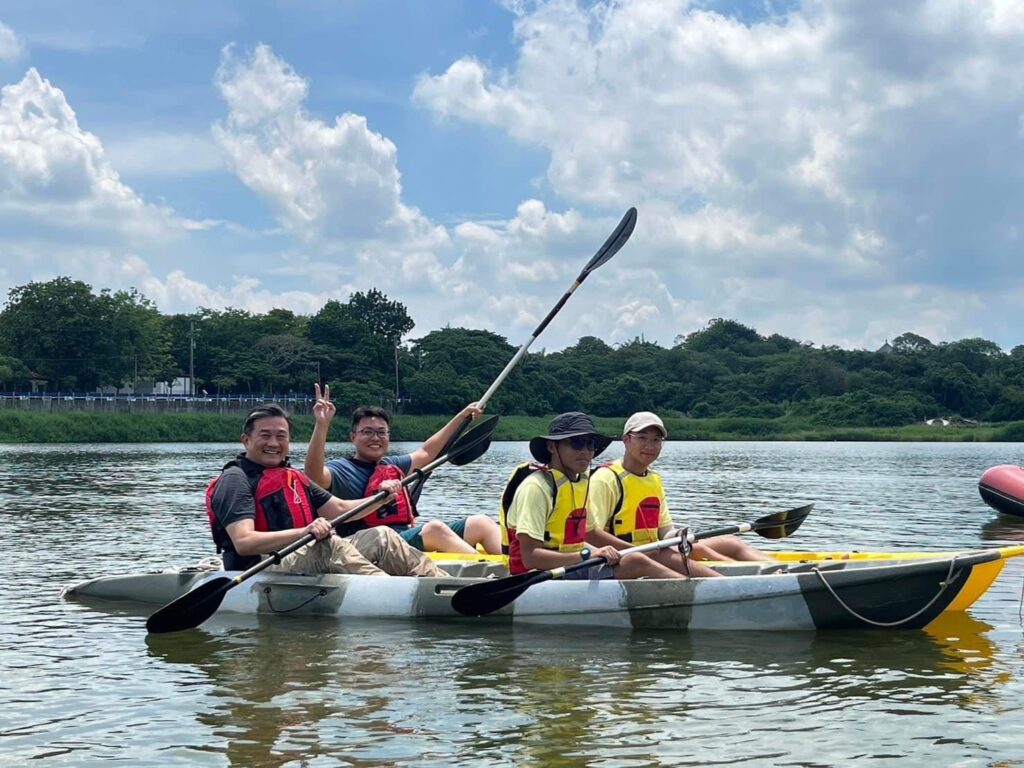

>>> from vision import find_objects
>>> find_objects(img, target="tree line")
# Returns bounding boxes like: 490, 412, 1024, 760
1, 277, 1023, 427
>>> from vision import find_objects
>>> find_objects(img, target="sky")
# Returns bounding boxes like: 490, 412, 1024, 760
1, 0, 1022, 353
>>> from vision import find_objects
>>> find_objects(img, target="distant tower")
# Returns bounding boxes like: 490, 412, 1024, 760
876, 338, 893, 354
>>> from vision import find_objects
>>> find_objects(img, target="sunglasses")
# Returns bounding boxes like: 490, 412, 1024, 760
561, 436, 597, 451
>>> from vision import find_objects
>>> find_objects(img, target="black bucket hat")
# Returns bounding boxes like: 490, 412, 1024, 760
529, 411, 614, 463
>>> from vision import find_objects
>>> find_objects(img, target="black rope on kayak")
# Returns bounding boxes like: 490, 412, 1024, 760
1017, 571, 1023, 622
812, 558, 958, 628
263, 586, 328, 613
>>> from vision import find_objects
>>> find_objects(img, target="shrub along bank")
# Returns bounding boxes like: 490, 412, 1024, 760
0, 410, 1020, 444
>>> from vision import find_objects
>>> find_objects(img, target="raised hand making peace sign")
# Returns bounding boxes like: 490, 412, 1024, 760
312, 382, 336, 427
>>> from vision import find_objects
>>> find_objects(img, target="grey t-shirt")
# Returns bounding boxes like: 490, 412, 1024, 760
209, 456, 333, 533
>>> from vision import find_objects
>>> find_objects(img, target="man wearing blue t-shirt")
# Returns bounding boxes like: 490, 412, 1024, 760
304, 384, 502, 555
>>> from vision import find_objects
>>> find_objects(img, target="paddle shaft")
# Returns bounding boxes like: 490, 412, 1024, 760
431, 273, 602, 466
557, 505, 813, 578
479, 210, 638, 407
407, 208, 637, 503
549, 524, 754, 579
479, 278, 602, 408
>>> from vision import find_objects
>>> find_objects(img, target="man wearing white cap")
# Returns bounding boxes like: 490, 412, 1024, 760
501, 411, 704, 580
588, 411, 771, 571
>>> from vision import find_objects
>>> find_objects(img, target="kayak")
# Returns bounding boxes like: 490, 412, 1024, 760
979, 464, 1024, 518
64, 546, 1024, 631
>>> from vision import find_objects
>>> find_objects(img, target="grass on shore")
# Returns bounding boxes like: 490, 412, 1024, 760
1, 410, 1022, 443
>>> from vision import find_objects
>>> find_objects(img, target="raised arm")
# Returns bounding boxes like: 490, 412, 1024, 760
408, 401, 483, 470
304, 382, 336, 489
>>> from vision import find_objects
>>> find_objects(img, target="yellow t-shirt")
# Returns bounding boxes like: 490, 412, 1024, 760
588, 462, 673, 535
506, 471, 596, 542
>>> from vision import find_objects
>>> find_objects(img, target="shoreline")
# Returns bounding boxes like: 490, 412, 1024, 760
1, 410, 1021, 444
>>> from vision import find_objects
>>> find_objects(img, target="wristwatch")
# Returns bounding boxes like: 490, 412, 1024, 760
579, 547, 592, 561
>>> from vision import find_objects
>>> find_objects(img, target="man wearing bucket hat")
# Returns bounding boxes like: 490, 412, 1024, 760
589, 411, 771, 571
499, 411, 691, 579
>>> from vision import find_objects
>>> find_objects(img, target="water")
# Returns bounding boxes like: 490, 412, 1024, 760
2, 440, 1024, 766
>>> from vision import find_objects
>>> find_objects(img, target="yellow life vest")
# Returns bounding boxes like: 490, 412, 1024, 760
596, 459, 663, 545
499, 462, 590, 574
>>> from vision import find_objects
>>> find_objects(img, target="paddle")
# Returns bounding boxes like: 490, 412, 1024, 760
407, 207, 639, 506
146, 415, 501, 634
450, 504, 813, 617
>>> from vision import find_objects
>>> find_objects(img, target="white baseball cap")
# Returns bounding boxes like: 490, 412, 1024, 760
623, 411, 667, 438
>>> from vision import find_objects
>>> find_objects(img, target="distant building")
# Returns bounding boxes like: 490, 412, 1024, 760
96, 377, 191, 396
154, 377, 192, 395
875, 339, 893, 354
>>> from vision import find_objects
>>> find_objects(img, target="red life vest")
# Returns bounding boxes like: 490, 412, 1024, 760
361, 464, 416, 527
205, 462, 317, 553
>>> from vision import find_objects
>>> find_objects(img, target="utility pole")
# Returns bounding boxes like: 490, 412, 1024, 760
189, 321, 195, 397
393, 343, 400, 411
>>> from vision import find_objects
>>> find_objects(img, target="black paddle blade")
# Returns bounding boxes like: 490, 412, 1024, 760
145, 575, 234, 634
447, 414, 500, 466
581, 207, 638, 276
451, 569, 549, 617
750, 504, 813, 540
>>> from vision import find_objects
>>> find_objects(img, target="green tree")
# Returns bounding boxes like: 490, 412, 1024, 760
937, 338, 1004, 376
0, 278, 172, 391
0, 278, 103, 389
346, 288, 414, 343
0, 354, 29, 389
924, 362, 988, 415
891, 332, 935, 354
679, 318, 763, 354
403, 364, 478, 414
307, 300, 389, 385
582, 373, 649, 416
96, 288, 176, 389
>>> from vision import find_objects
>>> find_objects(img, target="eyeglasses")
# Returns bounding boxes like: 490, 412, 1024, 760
562, 436, 597, 451
355, 428, 390, 439
628, 432, 665, 446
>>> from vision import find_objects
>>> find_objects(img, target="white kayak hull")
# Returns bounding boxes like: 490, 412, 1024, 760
64, 547, 1018, 631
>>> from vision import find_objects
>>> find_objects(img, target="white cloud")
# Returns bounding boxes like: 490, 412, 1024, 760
0, 21, 23, 61
212, 44, 443, 245
0, 68, 189, 239
411, 0, 1024, 348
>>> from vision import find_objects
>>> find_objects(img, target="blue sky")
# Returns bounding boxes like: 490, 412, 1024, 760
1, 0, 1022, 352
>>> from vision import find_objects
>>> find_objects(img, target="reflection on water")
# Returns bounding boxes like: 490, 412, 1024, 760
138, 610, 1015, 767
3, 441, 1024, 765
981, 514, 1024, 544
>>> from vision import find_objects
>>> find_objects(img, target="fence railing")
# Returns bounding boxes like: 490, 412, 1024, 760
0, 392, 316, 414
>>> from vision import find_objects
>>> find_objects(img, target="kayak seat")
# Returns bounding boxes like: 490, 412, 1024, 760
439, 561, 509, 579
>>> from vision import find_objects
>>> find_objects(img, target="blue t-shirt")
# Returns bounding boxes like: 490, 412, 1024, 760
325, 454, 414, 500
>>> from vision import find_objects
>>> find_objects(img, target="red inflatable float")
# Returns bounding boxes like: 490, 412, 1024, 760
978, 465, 1024, 518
